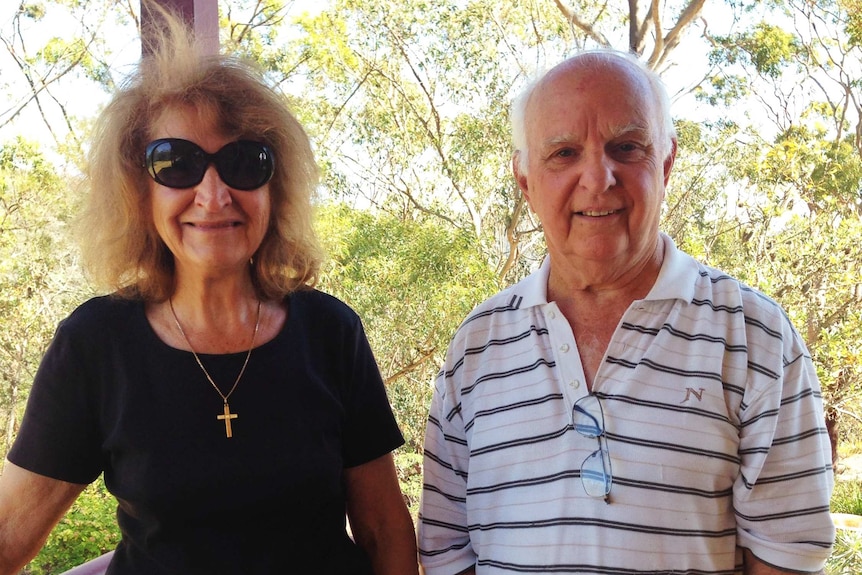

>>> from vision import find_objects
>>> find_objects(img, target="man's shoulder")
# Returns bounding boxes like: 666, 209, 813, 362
686, 262, 797, 343
461, 274, 537, 324
694, 262, 783, 310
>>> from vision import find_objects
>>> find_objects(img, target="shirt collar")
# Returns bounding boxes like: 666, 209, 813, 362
517, 232, 700, 309
645, 233, 699, 303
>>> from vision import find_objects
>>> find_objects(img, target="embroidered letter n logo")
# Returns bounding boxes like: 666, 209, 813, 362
681, 387, 705, 403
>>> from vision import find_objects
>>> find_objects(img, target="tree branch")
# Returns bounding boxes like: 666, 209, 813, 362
552, 0, 611, 46
648, 0, 707, 69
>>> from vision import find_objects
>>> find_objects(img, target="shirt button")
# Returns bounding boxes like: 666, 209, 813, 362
560, 343, 570, 353
570, 380, 580, 389
549, 310, 556, 319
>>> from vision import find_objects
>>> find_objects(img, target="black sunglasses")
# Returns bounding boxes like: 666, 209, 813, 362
144, 138, 275, 191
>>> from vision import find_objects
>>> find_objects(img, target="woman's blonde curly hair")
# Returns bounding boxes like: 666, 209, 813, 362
75, 2, 322, 302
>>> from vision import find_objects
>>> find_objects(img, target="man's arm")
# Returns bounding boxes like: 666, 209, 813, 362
743, 548, 825, 575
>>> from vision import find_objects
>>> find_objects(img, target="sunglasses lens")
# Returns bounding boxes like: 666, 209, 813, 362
147, 139, 207, 189
145, 139, 274, 190
215, 141, 274, 191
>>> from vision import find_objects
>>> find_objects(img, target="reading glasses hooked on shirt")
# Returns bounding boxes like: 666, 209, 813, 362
573, 394, 612, 503
144, 138, 275, 191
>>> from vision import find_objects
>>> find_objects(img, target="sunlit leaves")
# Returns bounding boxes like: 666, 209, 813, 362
741, 22, 800, 78
316, 203, 499, 388
28, 479, 120, 574
18, 3, 47, 20
0, 137, 87, 460
315, 203, 499, 465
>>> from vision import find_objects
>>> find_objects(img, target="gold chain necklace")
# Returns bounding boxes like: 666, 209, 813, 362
169, 298, 262, 438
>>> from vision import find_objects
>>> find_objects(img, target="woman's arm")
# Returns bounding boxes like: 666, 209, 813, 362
345, 452, 419, 575
0, 461, 86, 575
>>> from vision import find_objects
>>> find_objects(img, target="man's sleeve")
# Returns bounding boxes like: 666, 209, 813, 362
734, 309, 835, 571
418, 344, 477, 575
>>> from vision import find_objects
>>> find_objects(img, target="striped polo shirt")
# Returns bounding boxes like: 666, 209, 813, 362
419, 233, 834, 575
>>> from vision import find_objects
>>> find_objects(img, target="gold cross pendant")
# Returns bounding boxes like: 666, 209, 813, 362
217, 403, 238, 438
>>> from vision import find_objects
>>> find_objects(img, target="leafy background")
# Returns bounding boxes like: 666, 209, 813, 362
1, 0, 861, 572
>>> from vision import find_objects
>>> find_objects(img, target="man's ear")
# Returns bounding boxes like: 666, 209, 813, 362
663, 138, 678, 187
512, 151, 531, 203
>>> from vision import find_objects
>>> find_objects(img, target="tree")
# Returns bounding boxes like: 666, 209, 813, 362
551, 0, 708, 68
315, 203, 500, 511
24, 478, 120, 575
1, 0, 861, 546
0, 1, 135, 147
692, 0, 862, 450
0, 137, 87, 459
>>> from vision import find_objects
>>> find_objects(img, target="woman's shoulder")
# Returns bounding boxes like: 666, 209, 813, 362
288, 288, 361, 326
59, 294, 144, 333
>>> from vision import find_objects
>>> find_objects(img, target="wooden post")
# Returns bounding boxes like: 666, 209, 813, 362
141, 0, 219, 56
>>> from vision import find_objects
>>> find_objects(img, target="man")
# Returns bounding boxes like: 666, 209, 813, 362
418, 49, 835, 575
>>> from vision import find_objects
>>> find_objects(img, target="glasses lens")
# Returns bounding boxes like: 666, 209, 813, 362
573, 395, 612, 499
147, 139, 207, 189
573, 395, 604, 438
581, 447, 612, 497
214, 141, 274, 191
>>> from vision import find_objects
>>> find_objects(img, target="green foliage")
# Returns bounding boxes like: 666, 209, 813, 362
828, 530, 862, 575
844, 0, 862, 46
4, 0, 862, 570
833, 482, 862, 515
316, 203, 499, 451
19, 3, 47, 20
742, 22, 800, 78
709, 20, 800, 79
24, 477, 120, 575
38, 36, 109, 87
694, 74, 750, 107
284, 0, 572, 275
317, 203, 500, 516
0, 137, 87, 456
829, 480, 862, 572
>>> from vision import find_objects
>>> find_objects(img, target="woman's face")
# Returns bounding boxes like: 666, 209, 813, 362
147, 105, 271, 282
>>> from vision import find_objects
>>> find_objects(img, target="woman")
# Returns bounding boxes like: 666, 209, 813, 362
0, 7, 418, 575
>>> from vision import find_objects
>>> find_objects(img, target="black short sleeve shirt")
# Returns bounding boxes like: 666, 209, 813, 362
9, 290, 405, 574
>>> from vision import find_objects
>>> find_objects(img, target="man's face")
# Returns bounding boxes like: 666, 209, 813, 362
514, 57, 675, 284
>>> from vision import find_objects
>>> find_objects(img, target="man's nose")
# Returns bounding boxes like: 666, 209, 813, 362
580, 151, 616, 193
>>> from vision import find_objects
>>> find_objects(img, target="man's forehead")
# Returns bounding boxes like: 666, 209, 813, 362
538, 122, 652, 145
531, 107, 655, 150
526, 60, 656, 142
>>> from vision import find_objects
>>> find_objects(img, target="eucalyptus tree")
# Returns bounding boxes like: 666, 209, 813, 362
0, 1, 133, 458
0, 0, 136, 147
8, 0, 862, 568
686, 0, 862, 446
0, 138, 85, 459
4, 0, 861, 454
277, 0, 720, 286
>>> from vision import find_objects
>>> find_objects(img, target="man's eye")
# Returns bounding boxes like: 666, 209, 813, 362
613, 143, 649, 160
555, 148, 575, 158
